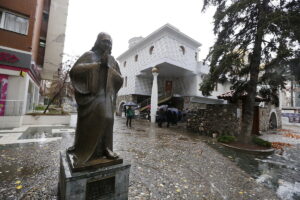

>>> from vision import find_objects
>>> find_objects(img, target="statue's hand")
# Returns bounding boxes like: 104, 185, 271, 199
100, 53, 109, 65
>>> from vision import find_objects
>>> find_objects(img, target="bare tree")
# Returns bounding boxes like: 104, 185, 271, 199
43, 56, 77, 114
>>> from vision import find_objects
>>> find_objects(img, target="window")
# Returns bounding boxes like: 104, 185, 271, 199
0, 9, 29, 35
135, 55, 138, 62
125, 77, 127, 87
179, 46, 185, 55
195, 52, 198, 61
39, 39, 46, 47
37, 39, 46, 66
123, 61, 126, 67
149, 46, 154, 55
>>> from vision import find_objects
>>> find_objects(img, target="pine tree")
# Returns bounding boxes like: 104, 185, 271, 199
201, 0, 300, 143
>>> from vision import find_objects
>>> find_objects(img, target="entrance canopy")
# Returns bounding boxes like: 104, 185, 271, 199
138, 62, 195, 78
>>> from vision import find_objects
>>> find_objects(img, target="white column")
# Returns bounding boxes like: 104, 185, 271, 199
279, 88, 282, 109
150, 67, 159, 123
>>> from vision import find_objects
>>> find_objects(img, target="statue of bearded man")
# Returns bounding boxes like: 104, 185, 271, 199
68, 32, 123, 169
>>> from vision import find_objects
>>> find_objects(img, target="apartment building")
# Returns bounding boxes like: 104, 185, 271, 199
0, 0, 69, 128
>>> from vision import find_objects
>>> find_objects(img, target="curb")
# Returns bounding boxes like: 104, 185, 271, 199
220, 143, 275, 154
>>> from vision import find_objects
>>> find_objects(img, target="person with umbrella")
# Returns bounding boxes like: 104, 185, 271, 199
126, 106, 134, 127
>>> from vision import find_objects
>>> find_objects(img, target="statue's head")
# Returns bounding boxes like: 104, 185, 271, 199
92, 32, 112, 54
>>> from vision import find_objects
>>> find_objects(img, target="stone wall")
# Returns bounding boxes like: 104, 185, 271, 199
187, 104, 240, 136
116, 95, 134, 115
259, 103, 282, 131
184, 102, 207, 110
187, 102, 282, 136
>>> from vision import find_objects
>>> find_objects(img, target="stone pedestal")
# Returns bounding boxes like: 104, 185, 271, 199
59, 152, 130, 200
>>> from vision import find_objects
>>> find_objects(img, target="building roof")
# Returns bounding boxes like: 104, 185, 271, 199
217, 90, 267, 102
117, 23, 202, 60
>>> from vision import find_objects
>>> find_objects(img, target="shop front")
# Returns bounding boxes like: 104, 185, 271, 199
0, 46, 40, 128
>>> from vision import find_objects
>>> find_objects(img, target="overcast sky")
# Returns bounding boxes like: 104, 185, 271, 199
64, 0, 216, 61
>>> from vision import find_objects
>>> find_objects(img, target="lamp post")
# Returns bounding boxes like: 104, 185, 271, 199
150, 67, 159, 123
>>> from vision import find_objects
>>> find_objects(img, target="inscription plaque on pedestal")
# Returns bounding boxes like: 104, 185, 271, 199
59, 152, 130, 200
86, 176, 115, 200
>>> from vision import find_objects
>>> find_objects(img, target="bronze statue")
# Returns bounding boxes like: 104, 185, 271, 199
67, 33, 123, 170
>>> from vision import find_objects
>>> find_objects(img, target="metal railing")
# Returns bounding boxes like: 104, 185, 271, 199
0, 100, 24, 116
139, 94, 173, 112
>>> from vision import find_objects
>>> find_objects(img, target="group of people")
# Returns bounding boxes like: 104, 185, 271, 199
156, 106, 186, 128
123, 104, 188, 129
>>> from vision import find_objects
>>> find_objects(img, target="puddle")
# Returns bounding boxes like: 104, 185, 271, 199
276, 180, 300, 200
178, 137, 189, 141
206, 140, 300, 200
19, 127, 73, 139
136, 129, 146, 132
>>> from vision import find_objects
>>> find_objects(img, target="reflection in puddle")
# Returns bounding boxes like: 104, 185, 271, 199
19, 127, 73, 140
206, 140, 300, 200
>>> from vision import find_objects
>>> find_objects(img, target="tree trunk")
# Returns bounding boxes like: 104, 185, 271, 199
43, 91, 62, 114
291, 80, 294, 107
240, 0, 267, 144
43, 72, 69, 114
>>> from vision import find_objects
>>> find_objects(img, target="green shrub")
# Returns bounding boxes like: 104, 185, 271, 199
34, 105, 46, 111
252, 137, 272, 148
217, 135, 236, 143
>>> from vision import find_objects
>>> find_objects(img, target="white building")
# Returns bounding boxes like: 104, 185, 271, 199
280, 81, 300, 108
116, 24, 230, 114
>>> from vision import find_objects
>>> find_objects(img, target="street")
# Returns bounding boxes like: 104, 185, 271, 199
0, 117, 282, 199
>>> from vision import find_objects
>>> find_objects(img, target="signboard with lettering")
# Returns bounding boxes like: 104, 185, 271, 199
0, 52, 19, 63
0, 47, 31, 69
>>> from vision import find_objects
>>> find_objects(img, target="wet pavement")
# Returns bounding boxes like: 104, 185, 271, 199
205, 128, 300, 200
0, 117, 284, 200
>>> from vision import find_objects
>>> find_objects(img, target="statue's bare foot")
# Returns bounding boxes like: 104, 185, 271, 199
105, 148, 119, 159
67, 146, 75, 153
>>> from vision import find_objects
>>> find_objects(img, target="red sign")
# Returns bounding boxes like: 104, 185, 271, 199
0, 52, 20, 63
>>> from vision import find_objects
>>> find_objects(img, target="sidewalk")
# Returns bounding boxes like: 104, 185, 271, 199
0, 117, 279, 199
259, 125, 300, 145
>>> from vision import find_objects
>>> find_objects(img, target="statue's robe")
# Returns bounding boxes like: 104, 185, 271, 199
69, 51, 123, 165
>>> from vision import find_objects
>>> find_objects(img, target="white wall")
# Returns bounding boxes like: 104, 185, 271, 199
164, 36, 198, 72
134, 77, 152, 95
42, 0, 69, 80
